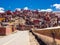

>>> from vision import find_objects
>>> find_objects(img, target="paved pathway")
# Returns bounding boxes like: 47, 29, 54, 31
0, 31, 30, 45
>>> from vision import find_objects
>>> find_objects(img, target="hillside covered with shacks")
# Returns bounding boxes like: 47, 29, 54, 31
0, 8, 60, 28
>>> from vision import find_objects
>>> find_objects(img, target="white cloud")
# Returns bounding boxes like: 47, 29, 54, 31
0, 7, 5, 13
40, 9, 53, 12
53, 4, 60, 9
24, 7, 29, 10
15, 8, 21, 11
0, 7, 4, 11
38, 9, 41, 12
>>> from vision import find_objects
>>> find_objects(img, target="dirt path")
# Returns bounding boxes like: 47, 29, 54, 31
29, 32, 39, 45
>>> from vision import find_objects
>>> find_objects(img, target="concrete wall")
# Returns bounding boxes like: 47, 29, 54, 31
0, 26, 15, 35
34, 32, 60, 45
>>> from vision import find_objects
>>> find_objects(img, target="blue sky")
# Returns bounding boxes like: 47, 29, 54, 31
0, 0, 60, 11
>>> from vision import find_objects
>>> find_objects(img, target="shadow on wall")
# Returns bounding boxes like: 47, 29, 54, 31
29, 30, 47, 45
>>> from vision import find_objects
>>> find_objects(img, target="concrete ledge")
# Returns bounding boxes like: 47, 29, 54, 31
34, 32, 60, 45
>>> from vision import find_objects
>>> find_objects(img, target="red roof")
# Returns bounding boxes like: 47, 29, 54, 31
33, 20, 40, 24
6, 10, 13, 15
